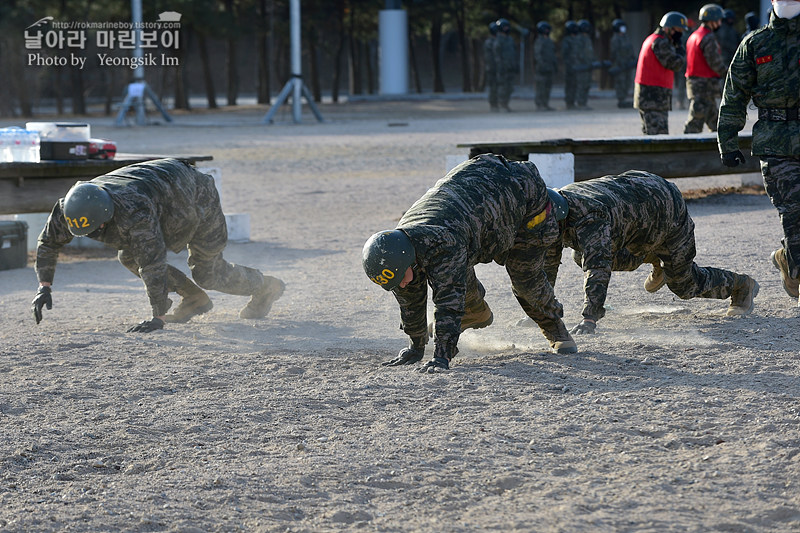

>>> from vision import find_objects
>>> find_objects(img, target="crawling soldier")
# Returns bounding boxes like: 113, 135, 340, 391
31, 158, 285, 332
362, 154, 577, 373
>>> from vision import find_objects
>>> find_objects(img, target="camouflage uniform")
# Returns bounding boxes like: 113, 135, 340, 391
718, 13, 800, 282
684, 26, 728, 133
494, 32, 517, 111
36, 158, 266, 318
393, 154, 572, 359
634, 28, 686, 134
575, 31, 595, 108
609, 31, 636, 106
534, 33, 557, 110
561, 32, 580, 109
484, 33, 498, 110
545, 171, 748, 323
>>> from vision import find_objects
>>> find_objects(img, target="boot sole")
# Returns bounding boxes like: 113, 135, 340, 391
771, 250, 800, 298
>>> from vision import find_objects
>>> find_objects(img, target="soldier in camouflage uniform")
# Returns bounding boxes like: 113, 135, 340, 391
683, 4, 728, 134
534, 21, 557, 111
634, 11, 689, 134
484, 22, 499, 112
31, 158, 285, 332
609, 18, 636, 108
717, 9, 741, 66
362, 154, 578, 373
494, 18, 518, 112
562, 21, 581, 109
718, 0, 800, 306
575, 19, 597, 109
526, 171, 758, 334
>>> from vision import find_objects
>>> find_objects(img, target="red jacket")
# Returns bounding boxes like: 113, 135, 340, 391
686, 26, 720, 78
635, 33, 674, 88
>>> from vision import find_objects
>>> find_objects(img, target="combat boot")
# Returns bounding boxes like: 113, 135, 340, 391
427, 300, 494, 337
164, 289, 213, 323
726, 275, 759, 317
542, 321, 578, 354
770, 248, 799, 298
644, 257, 666, 293
239, 275, 285, 319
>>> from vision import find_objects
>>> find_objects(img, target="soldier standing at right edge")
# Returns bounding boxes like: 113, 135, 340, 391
484, 21, 499, 112
633, 11, 689, 134
718, 0, 800, 306
533, 21, 557, 111
494, 18, 517, 112
683, 4, 728, 134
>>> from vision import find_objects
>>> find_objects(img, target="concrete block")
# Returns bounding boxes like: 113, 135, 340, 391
225, 213, 250, 243
528, 153, 574, 188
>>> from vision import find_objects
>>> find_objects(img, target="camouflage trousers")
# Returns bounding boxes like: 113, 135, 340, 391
564, 72, 577, 107
497, 73, 514, 108
762, 157, 800, 278
534, 73, 553, 108
613, 69, 633, 104
576, 71, 592, 107
572, 211, 741, 302
639, 110, 669, 135
118, 181, 264, 300
684, 77, 720, 133
486, 73, 498, 108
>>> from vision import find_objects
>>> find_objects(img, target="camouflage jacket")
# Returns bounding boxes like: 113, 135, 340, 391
494, 33, 517, 75
483, 36, 496, 75
394, 154, 549, 359
545, 171, 686, 321
577, 33, 595, 70
719, 15, 800, 156
561, 34, 581, 73
610, 32, 636, 72
534, 35, 557, 75
36, 158, 216, 317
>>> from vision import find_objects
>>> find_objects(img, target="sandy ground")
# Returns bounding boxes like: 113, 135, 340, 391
1, 93, 799, 532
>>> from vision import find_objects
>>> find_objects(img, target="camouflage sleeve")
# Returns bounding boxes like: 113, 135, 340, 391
121, 204, 171, 317
543, 241, 563, 287
426, 244, 469, 360
653, 36, 686, 73
718, 41, 755, 154
393, 268, 429, 342
701, 34, 728, 76
572, 213, 613, 322
35, 200, 74, 284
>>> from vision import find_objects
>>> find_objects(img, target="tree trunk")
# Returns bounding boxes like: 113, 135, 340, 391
173, 26, 191, 110
256, 0, 271, 104
331, 3, 346, 103
225, 0, 238, 106
198, 33, 218, 109
348, 8, 362, 95
308, 27, 322, 102
472, 38, 483, 91
430, 13, 444, 93
365, 40, 374, 94
104, 69, 115, 116
408, 26, 422, 93
55, 68, 65, 115
456, 2, 471, 92
70, 68, 86, 115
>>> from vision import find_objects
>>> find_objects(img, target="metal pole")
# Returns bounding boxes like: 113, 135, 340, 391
290, 0, 301, 123
131, 0, 144, 81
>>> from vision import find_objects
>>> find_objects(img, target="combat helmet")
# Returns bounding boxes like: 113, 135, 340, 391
723, 8, 736, 22
612, 18, 626, 32
547, 189, 569, 221
699, 4, 724, 22
578, 19, 592, 33
63, 181, 114, 236
659, 11, 689, 31
565, 20, 579, 35
362, 230, 416, 291
536, 21, 551, 35
496, 18, 511, 33
488, 21, 498, 35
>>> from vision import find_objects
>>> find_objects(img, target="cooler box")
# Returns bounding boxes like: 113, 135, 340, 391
0, 221, 28, 271
26, 122, 90, 160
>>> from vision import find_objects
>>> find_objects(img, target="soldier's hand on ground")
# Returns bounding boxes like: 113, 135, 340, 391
382, 346, 425, 367
570, 319, 596, 335
31, 286, 52, 324
126, 317, 165, 333
722, 150, 746, 167
419, 357, 450, 373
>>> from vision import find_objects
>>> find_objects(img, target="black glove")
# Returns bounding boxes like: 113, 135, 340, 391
721, 150, 746, 167
419, 356, 450, 373
127, 317, 164, 333
382, 337, 427, 366
569, 319, 596, 335
31, 286, 52, 324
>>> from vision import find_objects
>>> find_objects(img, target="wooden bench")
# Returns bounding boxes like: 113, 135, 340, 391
0, 154, 213, 214
457, 133, 759, 186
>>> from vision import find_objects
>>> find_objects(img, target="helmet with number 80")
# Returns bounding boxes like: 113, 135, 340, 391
63, 181, 114, 236
362, 230, 416, 291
